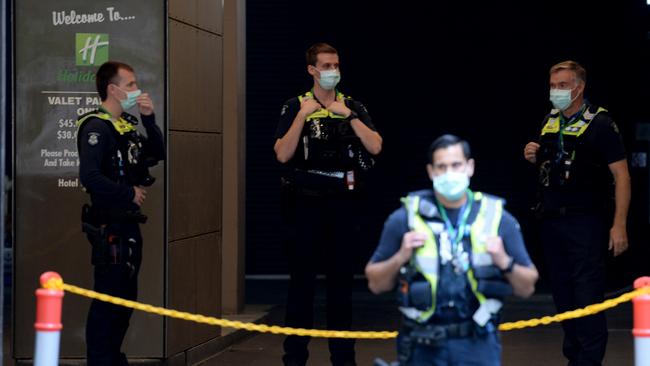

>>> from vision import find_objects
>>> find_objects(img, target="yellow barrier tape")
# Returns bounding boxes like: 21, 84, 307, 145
499, 286, 650, 331
43, 278, 650, 339
46, 279, 396, 339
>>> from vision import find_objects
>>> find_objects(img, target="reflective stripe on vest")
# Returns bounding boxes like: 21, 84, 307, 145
469, 192, 503, 305
540, 106, 607, 137
298, 91, 349, 121
402, 195, 439, 322
76, 112, 137, 136
401, 192, 503, 323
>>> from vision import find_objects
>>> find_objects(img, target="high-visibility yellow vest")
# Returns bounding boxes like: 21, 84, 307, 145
76, 111, 137, 136
297, 91, 350, 121
541, 106, 607, 138
401, 192, 504, 323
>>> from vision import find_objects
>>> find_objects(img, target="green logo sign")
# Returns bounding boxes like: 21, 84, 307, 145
75, 33, 109, 66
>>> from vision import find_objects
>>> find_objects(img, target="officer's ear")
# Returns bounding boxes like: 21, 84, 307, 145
576, 80, 586, 97
426, 164, 434, 181
466, 159, 475, 178
107, 83, 120, 101
307, 65, 319, 79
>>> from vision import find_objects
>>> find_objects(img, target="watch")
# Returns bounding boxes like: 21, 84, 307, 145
501, 257, 515, 274
347, 110, 359, 121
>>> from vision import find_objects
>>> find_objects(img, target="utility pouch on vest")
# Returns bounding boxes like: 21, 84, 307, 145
397, 265, 428, 309
409, 281, 433, 311
473, 264, 513, 298
473, 265, 501, 279
477, 280, 513, 298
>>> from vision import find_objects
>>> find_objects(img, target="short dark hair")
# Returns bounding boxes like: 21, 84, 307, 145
306, 43, 338, 66
96, 61, 135, 101
428, 134, 471, 164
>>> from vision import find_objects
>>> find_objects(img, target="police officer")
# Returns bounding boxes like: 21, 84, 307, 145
366, 135, 538, 366
274, 43, 382, 366
78, 61, 165, 366
524, 60, 630, 366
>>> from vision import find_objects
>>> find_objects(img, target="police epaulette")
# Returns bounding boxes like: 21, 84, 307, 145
76, 110, 110, 129
121, 112, 140, 125
582, 105, 607, 122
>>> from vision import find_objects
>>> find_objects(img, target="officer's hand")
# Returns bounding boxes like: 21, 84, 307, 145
133, 186, 147, 206
486, 236, 511, 270
397, 231, 427, 264
326, 96, 352, 117
137, 93, 154, 116
609, 224, 628, 256
300, 97, 321, 116
524, 142, 540, 164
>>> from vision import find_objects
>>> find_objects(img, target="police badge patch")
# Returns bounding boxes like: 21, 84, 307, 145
88, 132, 100, 146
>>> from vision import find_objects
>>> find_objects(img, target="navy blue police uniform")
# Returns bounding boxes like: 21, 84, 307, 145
275, 90, 377, 366
77, 109, 164, 366
370, 190, 533, 366
535, 103, 626, 366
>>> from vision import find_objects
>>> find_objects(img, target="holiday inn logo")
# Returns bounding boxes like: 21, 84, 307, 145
75, 33, 109, 66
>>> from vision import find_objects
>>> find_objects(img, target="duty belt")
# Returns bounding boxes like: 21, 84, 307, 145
402, 318, 475, 346
82, 204, 148, 225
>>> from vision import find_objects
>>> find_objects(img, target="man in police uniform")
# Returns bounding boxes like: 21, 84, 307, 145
274, 43, 382, 366
366, 135, 538, 366
78, 61, 165, 365
524, 61, 630, 366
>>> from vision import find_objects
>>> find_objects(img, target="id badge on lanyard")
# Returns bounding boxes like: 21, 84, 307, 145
437, 191, 473, 273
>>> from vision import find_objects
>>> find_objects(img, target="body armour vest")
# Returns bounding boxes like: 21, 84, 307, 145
398, 192, 512, 325
77, 110, 155, 188
295, 91, 374, 172
537, 104, 607, 189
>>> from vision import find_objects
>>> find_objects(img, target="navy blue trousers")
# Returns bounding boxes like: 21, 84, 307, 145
282, 189, 359, 366
398, 332, 501, 366
541, 215, 608, 366
86, 222, 142, 366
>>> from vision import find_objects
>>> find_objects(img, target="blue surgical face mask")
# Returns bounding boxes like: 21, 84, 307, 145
549, 87, 575, 111
317, 69, 341, 90
432, 171, 470, 201
118, 88, 142, 110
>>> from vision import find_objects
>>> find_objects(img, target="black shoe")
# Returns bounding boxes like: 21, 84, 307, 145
283, 355, 307, 366
114, 352, 129, 366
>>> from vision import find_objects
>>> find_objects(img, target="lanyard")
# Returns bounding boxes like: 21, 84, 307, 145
557, 105, 586, 153
436, 190, 474, 250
